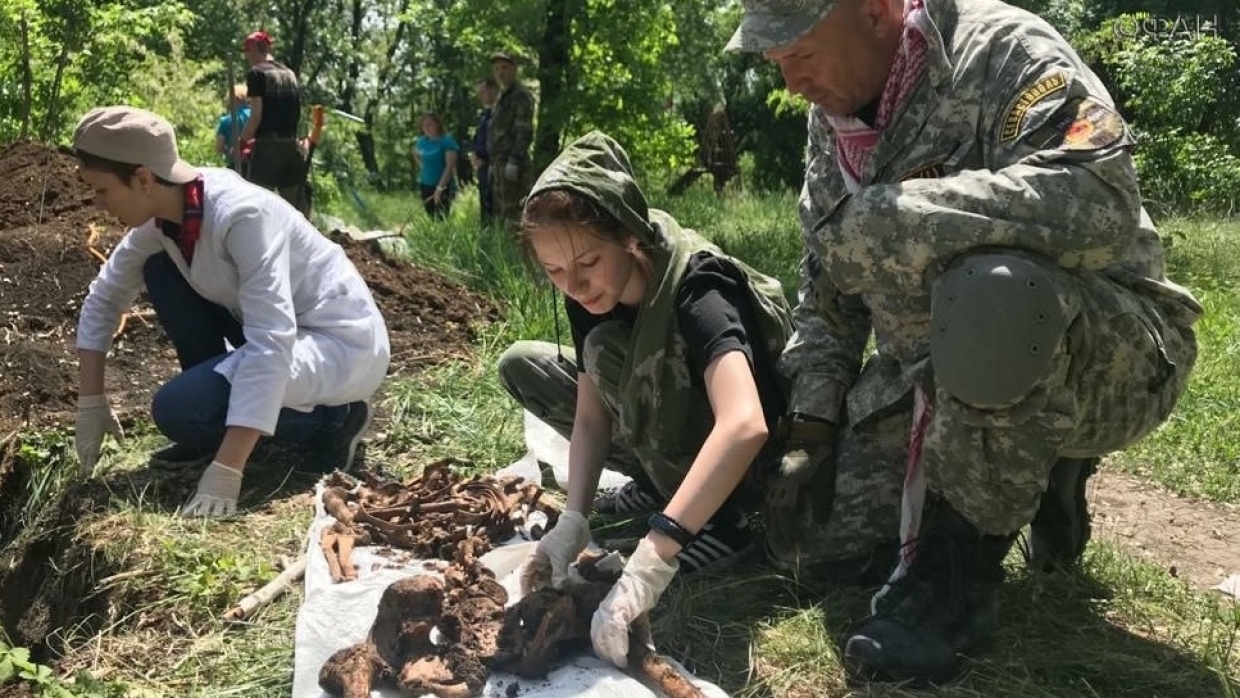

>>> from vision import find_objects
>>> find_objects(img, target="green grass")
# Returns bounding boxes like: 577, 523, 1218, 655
1113, 218, 1240, 502
334, 186, 1240, 505
3, 184, 1238, 696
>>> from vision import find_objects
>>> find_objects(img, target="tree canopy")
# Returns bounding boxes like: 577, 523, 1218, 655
1, 0, 1235, 212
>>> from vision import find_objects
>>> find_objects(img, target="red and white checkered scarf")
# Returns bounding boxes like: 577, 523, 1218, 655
827, 0, 930, 188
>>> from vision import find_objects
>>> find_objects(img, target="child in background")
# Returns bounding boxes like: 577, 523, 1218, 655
215, 84, 251, 171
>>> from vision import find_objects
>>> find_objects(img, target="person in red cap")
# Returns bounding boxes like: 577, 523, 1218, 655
236, 30, 306, 214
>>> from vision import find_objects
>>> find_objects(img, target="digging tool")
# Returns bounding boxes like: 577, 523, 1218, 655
296, 104, 327, 216
330, 107, 365, 124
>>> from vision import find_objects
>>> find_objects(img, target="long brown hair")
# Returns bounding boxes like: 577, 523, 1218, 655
519, 188, 652, 278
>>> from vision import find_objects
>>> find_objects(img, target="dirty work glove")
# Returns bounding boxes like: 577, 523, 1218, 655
521, 509, 591, 594
503, 162, 520, 181
75, 394, 124, 476
590, 537, 678, 667
179, 461, 243, 518
765, 416, 837, 551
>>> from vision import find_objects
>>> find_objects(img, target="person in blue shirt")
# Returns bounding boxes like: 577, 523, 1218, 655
215, 84, 251, 172
410, 112, 459, 220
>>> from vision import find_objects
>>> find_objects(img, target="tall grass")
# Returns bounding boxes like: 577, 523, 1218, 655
329, 183, 1240, 506
4, 180, 1234, 697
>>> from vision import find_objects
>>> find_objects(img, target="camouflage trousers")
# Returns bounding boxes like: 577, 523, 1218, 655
794, 261, 1198, 565
497, 322, 768, 504
490, 159, 532, 229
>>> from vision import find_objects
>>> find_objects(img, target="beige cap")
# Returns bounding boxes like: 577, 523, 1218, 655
73, 106, 197, 184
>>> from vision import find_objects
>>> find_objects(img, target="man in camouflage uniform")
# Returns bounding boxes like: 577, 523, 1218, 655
487, 52, 537, 228
728, 0, 1200, 684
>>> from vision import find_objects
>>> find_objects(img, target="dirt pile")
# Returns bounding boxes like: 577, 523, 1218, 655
0, 140, 499, 436
329, 234, 501, 369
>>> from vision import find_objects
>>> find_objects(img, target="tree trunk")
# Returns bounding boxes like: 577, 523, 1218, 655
338, 0, 364, 114
285, 0, 319, 75
39, 43, 71, 141
364, 0, 411, 129
18, 12, 33, 139
533, 0, 576, 171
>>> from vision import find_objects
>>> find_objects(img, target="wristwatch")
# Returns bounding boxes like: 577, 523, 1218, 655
790, 411, 832, 424
782, 412, 836, 441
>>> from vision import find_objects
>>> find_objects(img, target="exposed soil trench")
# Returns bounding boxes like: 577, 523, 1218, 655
0, 140, 500, 664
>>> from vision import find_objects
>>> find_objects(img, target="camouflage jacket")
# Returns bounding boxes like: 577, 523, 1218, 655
487, 81, 536, 166
531, 131, 793, 480
782, 0, 1201, 424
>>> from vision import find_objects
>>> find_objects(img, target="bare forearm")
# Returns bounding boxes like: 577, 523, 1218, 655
214, 426, 262, 470
439, 153, 458, 188
78, 349, 106, 396
565, 419, 609, 514
650, 352, 770, 560
239, 98, 262, 142
665, 419, 766, 532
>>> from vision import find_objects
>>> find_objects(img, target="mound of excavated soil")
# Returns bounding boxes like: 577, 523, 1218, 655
0, 140, 499, 436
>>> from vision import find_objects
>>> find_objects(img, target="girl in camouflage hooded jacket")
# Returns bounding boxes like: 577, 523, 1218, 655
497, 131, 793, 668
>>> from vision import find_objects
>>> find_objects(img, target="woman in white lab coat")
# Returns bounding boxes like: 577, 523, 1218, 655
71, 105, 390, 517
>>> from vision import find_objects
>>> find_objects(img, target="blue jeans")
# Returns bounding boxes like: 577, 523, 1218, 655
144, 253, 348, 450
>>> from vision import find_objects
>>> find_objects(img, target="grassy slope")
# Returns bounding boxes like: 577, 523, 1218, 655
7, 182, 1238, 696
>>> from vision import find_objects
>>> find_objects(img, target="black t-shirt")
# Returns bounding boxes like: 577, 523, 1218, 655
246, 61, 301, 137
566, 251, 786, 427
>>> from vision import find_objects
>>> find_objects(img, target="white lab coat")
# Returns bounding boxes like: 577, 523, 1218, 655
76, 168, 390, 435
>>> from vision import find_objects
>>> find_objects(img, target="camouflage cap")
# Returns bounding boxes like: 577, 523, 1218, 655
725, 0, 837, 53
490, 51, 518, 66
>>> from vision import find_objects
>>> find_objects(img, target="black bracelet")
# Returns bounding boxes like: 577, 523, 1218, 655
647, 512, 696, 548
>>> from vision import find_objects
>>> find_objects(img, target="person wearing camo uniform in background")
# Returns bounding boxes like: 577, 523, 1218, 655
498, 131, 794, 667
487, 51, 537, 229
727, 0, 1200, 684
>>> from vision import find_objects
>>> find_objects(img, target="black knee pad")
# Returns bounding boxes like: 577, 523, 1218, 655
930, 253, 1071, 408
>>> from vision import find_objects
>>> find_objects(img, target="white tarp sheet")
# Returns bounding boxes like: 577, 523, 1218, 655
290, 412, 726, 698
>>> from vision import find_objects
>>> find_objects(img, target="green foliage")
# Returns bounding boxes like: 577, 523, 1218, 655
1009, 0, 1092, 40
0, 0, 196, 143
1079, 14, 1240, 214
0, 639, 129, 698
158, 541, 275, 619
558, 0, 696, 180
7, 431, 76, 541
128, 33, 224, 167
733, 60, 807, 192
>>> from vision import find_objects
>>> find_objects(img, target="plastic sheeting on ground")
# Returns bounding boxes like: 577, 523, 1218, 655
290, 411, 726, 698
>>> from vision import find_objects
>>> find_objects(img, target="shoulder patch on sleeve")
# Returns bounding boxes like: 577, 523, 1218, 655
1029, 97, 1129, 152
1001, 73, 1068, 142
900, 161, 945, 181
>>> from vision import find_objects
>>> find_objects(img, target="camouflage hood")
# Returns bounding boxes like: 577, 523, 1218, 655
529, 130, 657, 249
531, 131, 794, 488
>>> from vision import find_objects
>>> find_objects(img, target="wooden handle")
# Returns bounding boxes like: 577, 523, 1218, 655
309, 104, 326, 146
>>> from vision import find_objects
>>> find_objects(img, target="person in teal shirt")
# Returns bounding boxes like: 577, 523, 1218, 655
410, 112, 459, 220
215, 84, 252, 171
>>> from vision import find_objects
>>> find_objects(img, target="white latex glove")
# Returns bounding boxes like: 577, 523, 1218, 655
75, 394, 124, 476
590, 537, 679, 667
179, 461, 243, 518
523, 509, 591, 593
503, 162, 520, 181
